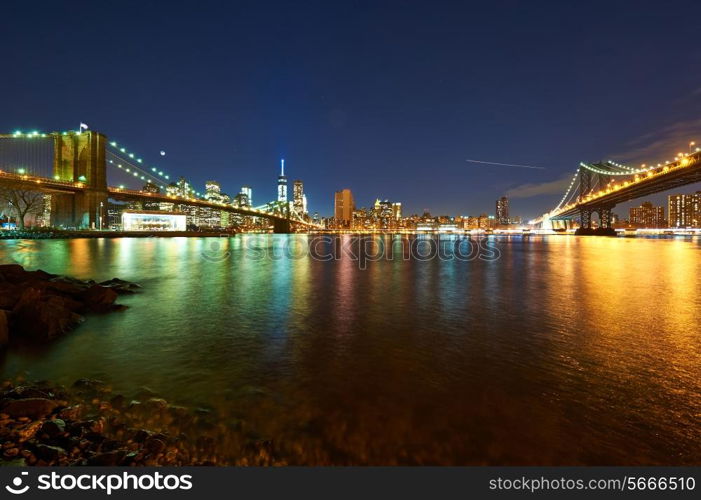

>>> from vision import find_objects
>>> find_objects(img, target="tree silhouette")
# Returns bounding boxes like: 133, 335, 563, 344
0, 188, 45, 229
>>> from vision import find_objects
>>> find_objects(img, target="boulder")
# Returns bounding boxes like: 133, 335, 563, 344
79, 285, 118, 312
99, 278, 141, 294
0, 398, 60, 419
4, 385, 52, 400
72, 378, 108, 395
34, 444, 66, 462
41, 419, 66, 437
12, 289, 84, 340
0, 264, 29, 283
49, 276, 95, 292
0, 283, 21, 309
0, 310, 8, 347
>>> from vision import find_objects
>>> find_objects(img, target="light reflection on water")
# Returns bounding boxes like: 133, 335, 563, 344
0, 235, 700, 465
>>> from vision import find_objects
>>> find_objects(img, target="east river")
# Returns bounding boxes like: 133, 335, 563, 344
0, 234, 699, 465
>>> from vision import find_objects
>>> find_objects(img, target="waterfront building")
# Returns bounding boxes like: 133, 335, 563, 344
668, 192, 701, 228
233, 192, 249, 208
293, 180, 306, 215
240, 186, 252, 206
140, 182, 161, 211
122, 211, 187, 231
629, 201, 665, 228
334, 189, 354, 226
392, 202, 402, 220
478, 213, 496, 229
496, 196, 509, 225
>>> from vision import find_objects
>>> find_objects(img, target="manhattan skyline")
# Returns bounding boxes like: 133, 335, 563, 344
4, 1, 701, 218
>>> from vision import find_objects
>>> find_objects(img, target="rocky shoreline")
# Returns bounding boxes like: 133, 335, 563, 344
0, 264, 139, 346
0, 377, 276, 466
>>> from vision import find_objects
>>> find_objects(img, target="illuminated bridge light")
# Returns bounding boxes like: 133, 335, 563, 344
120, 148, 126, 153
110, 141, 117, 147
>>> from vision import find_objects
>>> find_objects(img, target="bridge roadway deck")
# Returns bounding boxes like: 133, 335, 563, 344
551, 155, 701, 219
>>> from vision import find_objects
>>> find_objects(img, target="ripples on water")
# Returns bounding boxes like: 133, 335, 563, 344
0, 235, 700, 465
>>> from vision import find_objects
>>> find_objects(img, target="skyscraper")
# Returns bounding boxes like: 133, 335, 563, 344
392, 202, 402, 220
334, 189, 354, 225
277, 159, 287, 202
496, 196, 509, 224
293, 180, 305, 214
629, 201, 665, 228
240, 185, 252, 207
668, 192, 701, 228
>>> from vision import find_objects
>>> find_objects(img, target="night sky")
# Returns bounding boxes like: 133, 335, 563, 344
3, 0, 701, 219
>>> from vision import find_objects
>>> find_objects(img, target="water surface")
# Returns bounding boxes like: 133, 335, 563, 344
0, 235, 699, 465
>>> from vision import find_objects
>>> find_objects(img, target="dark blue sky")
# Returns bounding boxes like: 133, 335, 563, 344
3, 0, 701, 218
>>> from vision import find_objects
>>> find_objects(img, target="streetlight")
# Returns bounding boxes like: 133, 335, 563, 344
690, 141, 696, 153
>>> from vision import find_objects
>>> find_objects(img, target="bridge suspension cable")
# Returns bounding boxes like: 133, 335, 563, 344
553, 168, 581, 211
106, 151, 168, 189
579, 161, 653, 176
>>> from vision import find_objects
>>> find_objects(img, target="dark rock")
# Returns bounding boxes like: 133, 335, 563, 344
26, 269, 56, 281
43, 280, 84, 296
0, 283, 21, 309
57, 405, 82, 421
40, 419, 66, 438
1, 398, 60, 419
144, 437, 166, 455
0, 264, 29, 283
120, 451, 139, 466
144, 398, 168, 410
87, 450, 126, 466
66, 421, 94, 437
5, 386, 52, 400
101, 439, 122, 452
11, 289, 84, 340
49, 276, 95, 290
0, 310, 8, 347
109, 394, 125, 409
34, 444, 66, 462
84, 431, 106, 444
132, 429, 152, 443
79, 285, 118, 312
72, 379, 108, 395
99, 278, 141, 294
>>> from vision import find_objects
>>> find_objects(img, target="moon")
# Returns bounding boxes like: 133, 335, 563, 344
160, 150, 166, 156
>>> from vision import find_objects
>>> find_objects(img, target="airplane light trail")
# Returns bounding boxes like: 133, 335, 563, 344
466, 159, 547, 170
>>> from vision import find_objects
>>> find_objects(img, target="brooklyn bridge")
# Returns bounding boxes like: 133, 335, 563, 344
0, 129, 320, 233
